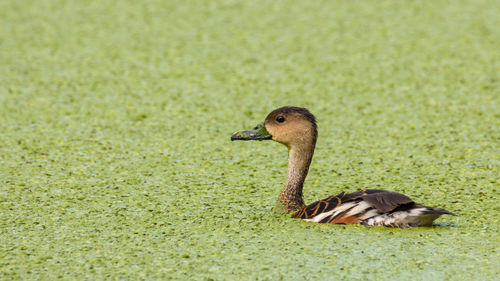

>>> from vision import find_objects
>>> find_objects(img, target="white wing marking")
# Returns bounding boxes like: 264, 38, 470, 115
346, 201, 372, 217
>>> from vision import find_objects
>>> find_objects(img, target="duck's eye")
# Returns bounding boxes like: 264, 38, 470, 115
276, 116, 285, 123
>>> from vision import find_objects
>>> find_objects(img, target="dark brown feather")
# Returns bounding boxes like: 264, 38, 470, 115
360, 190, 414, 213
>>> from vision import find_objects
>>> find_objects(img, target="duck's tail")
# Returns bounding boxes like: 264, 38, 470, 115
361, 204, 456, 227
419, 205, 456, 216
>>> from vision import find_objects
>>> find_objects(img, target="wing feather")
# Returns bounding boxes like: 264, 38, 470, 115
360, 190, 414, 213
291, 192, 344, 219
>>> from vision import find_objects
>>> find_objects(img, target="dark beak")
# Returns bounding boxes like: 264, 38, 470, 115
231, 121, 272, 141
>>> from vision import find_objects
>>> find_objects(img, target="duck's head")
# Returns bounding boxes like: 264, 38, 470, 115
231, 106, 317, 148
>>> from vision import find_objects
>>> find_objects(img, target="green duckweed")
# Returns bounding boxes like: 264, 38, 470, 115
0, 0, 498, 280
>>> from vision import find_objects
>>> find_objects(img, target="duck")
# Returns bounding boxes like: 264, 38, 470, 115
231, 106, 455, 227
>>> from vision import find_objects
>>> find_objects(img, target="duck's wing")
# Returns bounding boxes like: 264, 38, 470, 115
292, 189, 455, 227
352, 189, 414, 213
291, 189, 378, 223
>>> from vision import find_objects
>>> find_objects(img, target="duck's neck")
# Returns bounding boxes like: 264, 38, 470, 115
278, 140, 316, 213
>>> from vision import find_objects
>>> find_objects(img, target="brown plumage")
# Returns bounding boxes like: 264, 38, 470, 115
231, 106, 456, 227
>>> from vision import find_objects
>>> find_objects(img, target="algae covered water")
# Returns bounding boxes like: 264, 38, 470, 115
0, 0, 499, 280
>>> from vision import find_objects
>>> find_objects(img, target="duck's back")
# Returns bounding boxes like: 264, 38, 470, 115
292, 189, 455, 228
